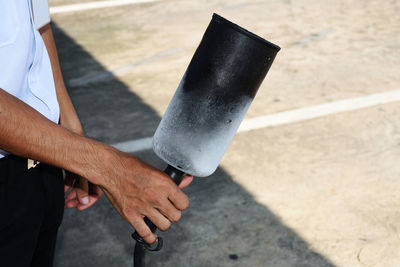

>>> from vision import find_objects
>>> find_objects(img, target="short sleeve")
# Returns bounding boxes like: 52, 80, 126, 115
31, 0, 51, 30
0, 1, 19, 48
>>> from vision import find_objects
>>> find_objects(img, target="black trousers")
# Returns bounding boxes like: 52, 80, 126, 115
0, 155, 64, 267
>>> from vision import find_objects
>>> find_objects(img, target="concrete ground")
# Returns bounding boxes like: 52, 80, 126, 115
49, 0, 400, 266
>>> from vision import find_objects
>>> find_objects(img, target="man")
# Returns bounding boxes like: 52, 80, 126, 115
0, 0, 193, 266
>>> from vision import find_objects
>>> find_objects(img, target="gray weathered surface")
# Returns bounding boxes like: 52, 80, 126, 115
51, 0, 400, 266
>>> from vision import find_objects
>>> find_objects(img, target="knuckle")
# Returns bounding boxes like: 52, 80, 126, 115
124, 204, 140, 216
151, 194, 163, 206
128, 213, 142, 226
139, 227, 153, 240
142, 229, 152, 239
144, 233, 156, 244
159, 221, 171, 232
180, 196, 189, 210
161, 178, 174, 190
170, 211, 181, 223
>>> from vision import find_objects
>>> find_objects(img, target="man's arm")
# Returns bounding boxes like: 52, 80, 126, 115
0, 87, 188, 244
40, 23, 101, 210
40, 23, 83, 135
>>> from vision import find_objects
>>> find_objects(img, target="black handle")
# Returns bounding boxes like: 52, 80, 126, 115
164, 164, 185, 185
131, 165, 185, 251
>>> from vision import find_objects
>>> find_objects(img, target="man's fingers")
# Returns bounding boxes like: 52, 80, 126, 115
76, 196, 97, 211
65, 199, 79, 208
64, 189, 78, 208
131, 217, 157, 244
77, 183, 103, 211
178, 175, 193, 189
64, 189, 77, 201
156, 200, 182, 223
168, 186, 189, 211
89, 182, 103, 198
76, 189, 89, 205
75, 178, 90, 205
145, 208, 172, 232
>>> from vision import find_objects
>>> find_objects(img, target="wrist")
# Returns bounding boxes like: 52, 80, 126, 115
81, 141, 125, 188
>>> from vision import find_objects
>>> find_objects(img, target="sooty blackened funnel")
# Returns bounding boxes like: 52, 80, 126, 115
133, 13, 280, 267
153, 13, 280, 177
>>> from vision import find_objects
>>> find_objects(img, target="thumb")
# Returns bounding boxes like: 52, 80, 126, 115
179, 175, 193, 189
75, 177, 90, 205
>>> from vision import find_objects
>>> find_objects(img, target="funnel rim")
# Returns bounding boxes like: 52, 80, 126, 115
212, 13, 281, 52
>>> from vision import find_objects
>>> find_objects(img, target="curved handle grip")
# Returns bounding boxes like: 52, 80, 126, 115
131, 165, 185, 251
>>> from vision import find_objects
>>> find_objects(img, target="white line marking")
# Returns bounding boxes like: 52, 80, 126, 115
111, 90, 400, 153
68, 48, 183, 87
238, 89, 400, 132
50, 0, 156, 14
112, 137, 153, 153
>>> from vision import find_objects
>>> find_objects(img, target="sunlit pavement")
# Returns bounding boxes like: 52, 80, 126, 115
51, 0, 400, 266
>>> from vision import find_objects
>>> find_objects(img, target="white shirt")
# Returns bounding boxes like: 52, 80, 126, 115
0, 0, 59, 158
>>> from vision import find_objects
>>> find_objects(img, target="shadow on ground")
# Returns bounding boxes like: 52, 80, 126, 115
53, 24, 334, 267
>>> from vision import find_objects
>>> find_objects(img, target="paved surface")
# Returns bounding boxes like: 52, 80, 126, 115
50, 0, 400, 266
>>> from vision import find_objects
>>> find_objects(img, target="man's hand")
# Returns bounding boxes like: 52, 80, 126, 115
0, 23, 196, 248
99, 151, 193, 244
64, 171, 102, 211
0, 88, 194, 245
